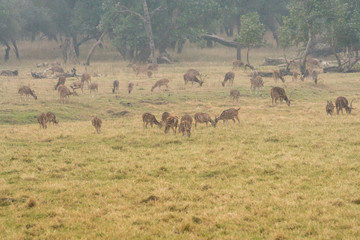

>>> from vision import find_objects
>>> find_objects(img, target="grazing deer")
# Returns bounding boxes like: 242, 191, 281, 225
164, 116, 179, 134
54, 76, 66, 90
18, 86, 37, 101
151, 78, 169, 92
270, 87, 291, 106
142, 113, 161, 128
232, 60, 244, 70
335, 96, 354, 115
81, 73, 92, 91
180, 114, 193, 125
37, 113, 48, 129
250, 76, 264, 93
214, 108, 240, 127
326, 101, 335, 116
112, 80, 119, 94
161, 112, 170, 125
222, 72, 235, 87
132, 64, 152, 78
178, 119, 192, 137
312, 69, 319, 85
230, 89, 240, 103
128, 82, 134, 94
89, 82, 98, 95
183, 69, 204, 86
292, 71, 300, 81
46, 112, 58, 125
194, 112, 215, 128
70, 81, 83, 92
147, 63, 158, 71
92, 116, 102, 134
59, 85, 78, 103
273, 70, 280, 83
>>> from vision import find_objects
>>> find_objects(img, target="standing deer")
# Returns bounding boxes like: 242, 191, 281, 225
194, 112, 215, 128
81, 73, 92, 91
232, 60, 244, 70
46, 112, 58, 125
132, 64, 152, 78
326, 101, 335, 116
292, 71, 300, 81
335, 97, 354, 115
250, 76, 264, 93
270, 87, 291, 106
230, 89, 240, 103
161, 112, 170, 126
164, 116, 179, 134
59, 85, 78, 103
37, 113, 48, 129
112, 80, 119, 94
312, 69, 319, 85
151, 78, 169, 92
54, 76, 66, 90
128, 82, 134, 94
142, 113, 161, 128
178, 119, 192, 137
18, 86, 37, 101
214, 108, 240, 127
89, 82, 98, 95
92, 116, 102, 134
183, 69, 204, 86
222, 72, 235, 87
273, 70, 280, 83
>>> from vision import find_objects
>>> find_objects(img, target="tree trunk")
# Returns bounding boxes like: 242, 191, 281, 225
177, 39, 185, 54
72, 35, 80, 57
11, 39, 19, 59
85, 31, 107, 66
246, 46, 250, 65
3, 41, 10, 61
62, 37, 79, 65
236, 44, 241, 60
142, 0, 157, 64
300, 28, 312, 75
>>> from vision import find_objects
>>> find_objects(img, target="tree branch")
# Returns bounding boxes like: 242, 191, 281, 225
116, 3, 145, 21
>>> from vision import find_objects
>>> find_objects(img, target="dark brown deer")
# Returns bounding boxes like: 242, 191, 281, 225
335, 97, 354, 115
59, 85, 78, 103
142, 113, 161, 128
180, 114, 193, 125
178, 119, 191, 137
222, 72, 235, 87
214, 108, 240, 127
292, 71, 300, 81
128, 82, 134, 94
18, 86, 37, 101
232, 60, 244, 70
81, 73, 92, 91
270, 87, 291, 106
164, 116, 179, 134
112, 80, 119, 94
326, 101, 335, 116
194, 112, 215, 128
92, 116, 102, 134
54, 76, 66, 90
151, 78, 169, 92
250, 76, 264, 93
183, 69, 204, 86
37, 113, 48, 129
161, 112, 170, 125
230, 89, 240, 103
46, 112, 58, 125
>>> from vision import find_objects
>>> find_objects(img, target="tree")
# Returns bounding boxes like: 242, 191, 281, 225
238, 12, 265, 67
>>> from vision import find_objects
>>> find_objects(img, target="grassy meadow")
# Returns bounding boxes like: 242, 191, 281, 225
0, 41, 360, 239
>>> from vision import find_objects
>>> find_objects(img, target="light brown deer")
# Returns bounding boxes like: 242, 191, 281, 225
164, 116, 179, 134
178, 119, 192, 137
46, 112, 58, 125
18, 86, 37, 101
335, 97, 354, 115
194, 112, 215, 128
180, 114, 193, 125
147, 63, 158, 71
112, 80, 119, 94
132, 64, 152, 78
326, 101, 335, 116
214, 108, 240, 127
92, 116, 102, 134
70, 81, 83, 92
270, 87, 291, 106
222, 72, 235, 87
128, 82, 134, 94
81, 73, 92, 91
230, 89, 240, 103
37, 113, 48, 129
59, 85, 78, 103
273, 70, 280, 83
89, 82, 98, 95
250, 76, 264, 93
47, 65, 64, 74
142, 113, 161, 128
232, 60, 244, 70
151, 78, 169, 92
183, 69, 204, 86
312, 68, 319, 85
54, 76, 66, 90
292, 71, 300, 81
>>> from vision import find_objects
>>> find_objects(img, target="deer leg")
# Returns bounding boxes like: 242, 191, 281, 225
235, 116, 240, 123
150, 122, 153, 128
232, 118, 235, 123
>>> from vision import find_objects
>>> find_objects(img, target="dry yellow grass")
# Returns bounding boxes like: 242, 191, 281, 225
0, 41, 360, 239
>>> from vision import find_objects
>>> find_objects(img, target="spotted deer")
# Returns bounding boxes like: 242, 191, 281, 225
326, 101, 335, 116
178, 118, 192, 137
194, 112, 215, 128
232, 60, 244, 70
183, 69, 204, 86
54, 76, 66, 90
59, 85, 78, 103
292, 71, 300, 81
161, 112, 170, 126
112, 80, 119, 94
335, 97, 354, 115
37, 113, 48, 129
270, 87, 291, 106
92, 116, 102, 134
214, 108, 240, 127
312, 69, 319, 85
132, 64, 152, 78
70, 81, 83, 92
164, 116, 179, 134
273, 70, 280, 83
147, 63, 158, 71
81, 73, 92, 91
230, 89, 240, 103
142, 113, 161, 128
250, 76, 264, 93
222, 72, 235, 87
18, 86, 37, 101
46, 112, 58, 125
128, 82, 134, 94
89, 82, 98, 95
151, 78, 169, 92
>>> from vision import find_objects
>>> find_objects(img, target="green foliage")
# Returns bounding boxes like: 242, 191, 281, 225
237, 12, 265, 47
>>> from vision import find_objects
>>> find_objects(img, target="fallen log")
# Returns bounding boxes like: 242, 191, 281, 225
0, 70, 18, 76
261, 57, 287, 66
